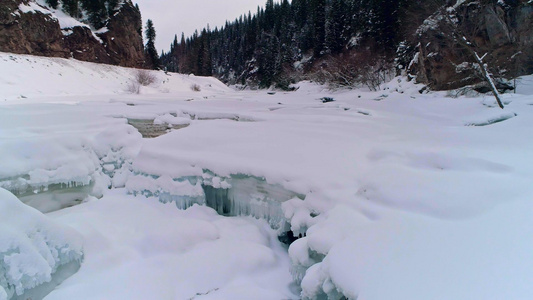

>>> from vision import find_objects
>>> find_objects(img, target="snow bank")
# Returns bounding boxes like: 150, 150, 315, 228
44, 190, 296, 300
298, 199, 533, 299
0, 188, 83, 300
0, 52, 230, 101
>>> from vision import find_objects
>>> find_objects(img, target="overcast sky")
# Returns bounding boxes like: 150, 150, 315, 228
134, 0, 268, 52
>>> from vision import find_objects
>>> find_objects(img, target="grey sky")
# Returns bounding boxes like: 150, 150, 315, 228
134, 0, 268, 52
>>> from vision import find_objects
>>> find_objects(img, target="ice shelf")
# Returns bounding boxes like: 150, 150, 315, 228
0, 188, 83, 300
0, 176, 94, 213
127, 170, 305, 231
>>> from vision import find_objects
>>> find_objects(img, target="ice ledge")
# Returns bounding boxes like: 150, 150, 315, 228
126, 170, 306, 232
0, 188, 83, 300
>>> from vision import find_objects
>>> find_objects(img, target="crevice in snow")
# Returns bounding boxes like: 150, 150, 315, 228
127, 118, 189, 138
465, 112, 517, 126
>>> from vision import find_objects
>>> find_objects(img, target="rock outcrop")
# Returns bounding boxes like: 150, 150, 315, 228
98, 2, 145, 67
0, 0, 67, 57
0, 0, 145, 68
413, 0, 533, 90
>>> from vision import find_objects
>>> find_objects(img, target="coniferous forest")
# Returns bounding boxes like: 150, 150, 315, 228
160, 0, 532, 90
160, 0, 432, 88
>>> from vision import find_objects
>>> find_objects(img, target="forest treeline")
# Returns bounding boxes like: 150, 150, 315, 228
160, 0, 532, 90
160, 0, 440, 88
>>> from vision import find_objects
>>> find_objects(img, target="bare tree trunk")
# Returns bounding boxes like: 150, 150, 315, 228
473, 52, 505, 109
453, 32, 506, 108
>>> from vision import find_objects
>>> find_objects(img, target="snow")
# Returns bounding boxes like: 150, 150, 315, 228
44, 190, 295, 300
0, 188, 83, 300
18, 2, 52, 16
1, 52, 533, 299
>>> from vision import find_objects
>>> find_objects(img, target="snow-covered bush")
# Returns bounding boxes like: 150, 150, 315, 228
309, 51, 395, 91
127, 70, 157, 94
135, 70, 157, 86
190, 83, 202, 92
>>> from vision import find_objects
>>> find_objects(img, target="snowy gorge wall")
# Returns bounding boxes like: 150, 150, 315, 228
0, 0, 145, 67
413, 0, 533, 90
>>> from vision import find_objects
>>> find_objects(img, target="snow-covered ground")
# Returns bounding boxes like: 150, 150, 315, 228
1, 52, 533, 299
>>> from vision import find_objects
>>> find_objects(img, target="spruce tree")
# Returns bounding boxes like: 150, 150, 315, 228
46, 0, 59, 9
144, 19, 160, 69
310, 0, 326, 56
80, 0, 108, 29
62, 0, 81, 18
106, 0, 120, 16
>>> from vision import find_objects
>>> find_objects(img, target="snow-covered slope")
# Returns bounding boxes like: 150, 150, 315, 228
0, 52, 229, 101
1, 53, 533, 299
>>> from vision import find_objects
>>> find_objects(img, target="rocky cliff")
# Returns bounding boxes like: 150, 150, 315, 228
413, 0, 533, 90
0, 0, 145, 68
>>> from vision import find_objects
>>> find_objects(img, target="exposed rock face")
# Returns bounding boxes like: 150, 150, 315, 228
65, 26, 113, 64
0, 0, 145, 68
98, 2, 145, 67
0, 0, 68, 57
413, 1, 533, 90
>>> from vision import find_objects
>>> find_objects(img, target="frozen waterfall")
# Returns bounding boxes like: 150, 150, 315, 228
127, 171, 305, 232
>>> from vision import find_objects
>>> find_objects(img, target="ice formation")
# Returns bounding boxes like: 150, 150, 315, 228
127, 170, 305, 231
0, 108, 142, 213
0, 188, 83, 300
0, 175, 94, 213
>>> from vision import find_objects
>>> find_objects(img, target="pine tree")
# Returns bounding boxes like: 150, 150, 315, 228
62, 0, 81, 18
326, 0, 348, 54
310, 0, 326, 56
80, 0, 108, 29
106, 0, 120, 16
46, 0, 59, 9
144, 19, 160, 69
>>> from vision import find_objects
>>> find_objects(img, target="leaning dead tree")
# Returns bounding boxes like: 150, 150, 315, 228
456, 36, 505, 109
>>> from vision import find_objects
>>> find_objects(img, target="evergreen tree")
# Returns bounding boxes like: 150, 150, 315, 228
62, 0, 81, 18
144, 19, 160, 69
326, 0, 348, 54
310, 0, 326, 56
106, 0, 120, 16
46, 0, 59, 9
80, 0, 108, 29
